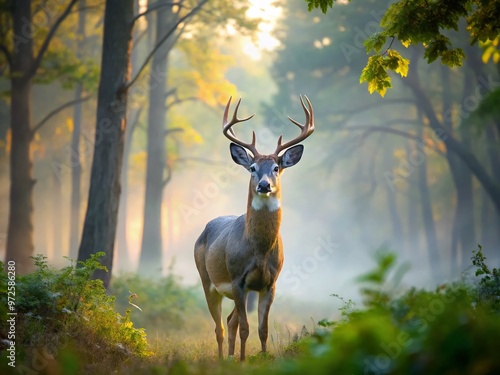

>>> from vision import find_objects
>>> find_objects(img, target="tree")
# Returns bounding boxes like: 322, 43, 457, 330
137, 0, 257, 275
77, 0, 134, 288
305, 0, 500, 217
270, 0, 499, 279
69, 0, 87, 259
0, 0, 81, 273
138, 0, 176, 275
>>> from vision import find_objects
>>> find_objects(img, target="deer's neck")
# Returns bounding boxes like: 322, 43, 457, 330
245, 188, 282, 253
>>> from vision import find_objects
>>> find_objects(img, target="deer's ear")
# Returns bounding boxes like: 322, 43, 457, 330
280, 145, 304, 169
230, 143, 254, 168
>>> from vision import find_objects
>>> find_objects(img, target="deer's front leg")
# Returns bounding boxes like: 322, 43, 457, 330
232, 284, 249, 361
227, 306, 239, 358
258, 284, 276, 353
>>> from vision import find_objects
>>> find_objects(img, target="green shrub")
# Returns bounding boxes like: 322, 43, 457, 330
270, 246, 500, 375
0, 253, 151, 373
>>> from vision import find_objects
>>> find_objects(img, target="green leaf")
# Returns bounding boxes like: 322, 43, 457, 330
305, 0, 335, 14
384, 50, 410, 77
360, 55, 392, 97
441, 48, 465, 67
364, 32, 387, 53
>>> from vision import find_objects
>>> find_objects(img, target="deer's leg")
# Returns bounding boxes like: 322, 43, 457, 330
232, 286, 249, 361
258, 285, 276, 353
227, 306, 239, 358
202, 285, 224, 359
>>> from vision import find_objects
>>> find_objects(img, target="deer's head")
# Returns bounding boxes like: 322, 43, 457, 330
222, 96, 314, 211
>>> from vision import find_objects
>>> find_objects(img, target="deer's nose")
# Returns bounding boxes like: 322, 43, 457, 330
257, 180, 271, 194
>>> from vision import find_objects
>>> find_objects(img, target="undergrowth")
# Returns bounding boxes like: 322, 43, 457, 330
0, 253, 151, 374
1, 245, 499, 374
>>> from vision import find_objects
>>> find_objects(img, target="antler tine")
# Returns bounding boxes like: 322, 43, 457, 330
222, 97, 259, 156
274, 95, 315, 156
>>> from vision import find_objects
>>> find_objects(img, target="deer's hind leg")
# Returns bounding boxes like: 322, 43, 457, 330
201, 284, 225, 359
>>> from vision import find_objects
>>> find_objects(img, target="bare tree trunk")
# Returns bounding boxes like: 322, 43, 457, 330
440, 66, 475, 272
116, 107, 141, 271
116, 0, 141, 273
138, 0, 176, 275
52, 172, 63, 260
5, 0, 35, 273
416, 117, 441, 280
383, 150, 403, 247
482, 125, 500, 261
69, 0, 87, 259
404, 141, 419, 255
78, 0, 133, 288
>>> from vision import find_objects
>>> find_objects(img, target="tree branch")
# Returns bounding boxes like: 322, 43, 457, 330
334, 98, 416, 117
124, 0, 208, 91
340, 125, 446, 157
131, 1, 184, 25
30, 0, 79, 79
31, 94, 93, 137
168, 95, 199, 107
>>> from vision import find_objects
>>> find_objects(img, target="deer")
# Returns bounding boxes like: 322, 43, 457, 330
194, 95, 314, 361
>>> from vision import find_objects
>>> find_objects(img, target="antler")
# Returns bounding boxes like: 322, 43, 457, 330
273, 95, 315, 156
222, 97, 259, 156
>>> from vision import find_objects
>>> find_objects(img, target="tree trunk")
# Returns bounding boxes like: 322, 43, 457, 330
483, 125, 500, 260
440, 66, 476, 272
116, 108, 141, 271
116, 0, 141, 273
78, 0, 133, 288
52, 172, 63, 260
5, 0, 35, 274
416, 118, 441, 280
404, 141, 419, 255
69, 0, 86, 259
404, 71, 500, 215
138, 0, 176, 276
383, 150, 403, 247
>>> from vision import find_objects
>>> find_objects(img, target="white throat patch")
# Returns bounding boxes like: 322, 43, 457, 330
251, 194, 281, 211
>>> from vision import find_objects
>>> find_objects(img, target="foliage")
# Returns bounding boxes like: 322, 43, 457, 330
360, 50, 409, 97
0, 1, 101, 91
472, 87, 500, 120
306, 0, 335, 14
0, 253, 151, 373
260, 246, 500, 375
305, 0, 500, 95
2, 246, 500, 374
471, 245, 500, 313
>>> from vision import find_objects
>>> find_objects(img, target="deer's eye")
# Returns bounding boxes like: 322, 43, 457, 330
274, 166, 279, 173
249, 165, 256, 173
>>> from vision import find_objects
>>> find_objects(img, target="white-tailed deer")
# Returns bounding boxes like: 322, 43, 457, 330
194, 96, 314, 361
